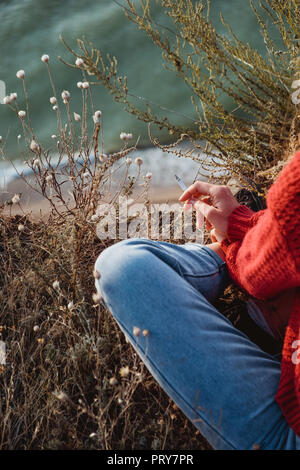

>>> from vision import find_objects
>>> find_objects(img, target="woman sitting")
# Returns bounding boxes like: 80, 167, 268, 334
94, 150, 300, 450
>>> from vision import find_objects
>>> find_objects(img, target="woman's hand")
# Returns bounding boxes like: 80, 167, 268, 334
205, 241, 226, 261
210, 228, 225, 243
179, 181, 240, 239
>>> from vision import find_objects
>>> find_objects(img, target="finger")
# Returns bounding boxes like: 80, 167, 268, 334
212, 229, 226, 242
183, 196, 205, 210
194, 199, 220, 226
201, 196, 213, 230
196, 209, 205, 229
201, 196, 212, 204
183, 201, 193, 211
179, 186, 201, 202
179, 181, 217, 202
206, 219, 213, 231
183, 191, 202, 205
210, 229, 217, 243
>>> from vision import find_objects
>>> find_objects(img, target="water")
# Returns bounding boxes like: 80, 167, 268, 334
0, 0, 273, 187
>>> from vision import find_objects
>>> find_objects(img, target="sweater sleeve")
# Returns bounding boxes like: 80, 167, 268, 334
266, 151, 300, 266
220, 151, 300, 300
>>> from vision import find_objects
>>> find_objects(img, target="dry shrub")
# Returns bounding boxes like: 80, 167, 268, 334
0, 212, 212, 450
0, 56, 210, 450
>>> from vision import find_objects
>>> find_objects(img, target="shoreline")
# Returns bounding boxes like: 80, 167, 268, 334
1, 175, 184, 220
0, 139, 211, 191
0, 140, 211, 219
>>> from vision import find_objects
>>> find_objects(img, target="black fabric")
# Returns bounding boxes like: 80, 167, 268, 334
234, 187, 266, 212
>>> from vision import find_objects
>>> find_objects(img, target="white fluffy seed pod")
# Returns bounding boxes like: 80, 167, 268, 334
133, 326, 141, 337
93, 270, 101, 280
33, 159, 40, 167
92, 292, 101, 304
18, 224, 25, 232
3, 96, 11, 105
30, 140, 39, 151
12, 194, 20, 204
82, 81, 89, 89
93, 110, 102, 123
16, 70, 25, 79
52, 105, 58, 111
126, 158, 132, 166
77, 81, 83, 89
10, 92, 17, 101
135, 157, 143, 166
50, 96, 57, 105
41, 54, 49, 63
120, 132, 133, 141
18, 110, 26, 119
75, 58, 84, 67
119, 366, 130, 377
0, 136, 2, 143
146, 172, 152, 179
73, 112, 81, 122
33, 325, 39, 332
53, 390, 68, 401
99, 153, 107, 162
52, 280, 60, 290
61, 90, 70, 101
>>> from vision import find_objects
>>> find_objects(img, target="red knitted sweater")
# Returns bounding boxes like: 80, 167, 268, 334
220, 150, 300, 436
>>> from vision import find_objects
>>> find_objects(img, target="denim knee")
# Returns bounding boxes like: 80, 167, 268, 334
94, 238, 154, 301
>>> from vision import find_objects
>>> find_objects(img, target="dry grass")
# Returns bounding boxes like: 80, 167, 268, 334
0, 213, 216, 450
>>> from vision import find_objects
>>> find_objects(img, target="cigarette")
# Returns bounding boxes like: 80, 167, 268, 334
175, 174, 188, 191
175, 174, 197, 205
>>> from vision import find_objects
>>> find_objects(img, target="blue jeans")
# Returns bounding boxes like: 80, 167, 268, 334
94, 238, 300, 450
